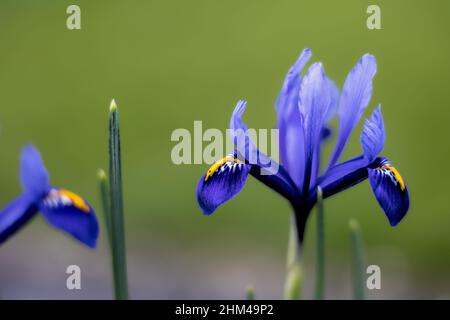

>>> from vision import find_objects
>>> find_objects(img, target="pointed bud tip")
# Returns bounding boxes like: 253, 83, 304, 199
349, 219, 360, 232
109, 99, 117, 112
97, 168, 107, 180
245, 285, 255, 300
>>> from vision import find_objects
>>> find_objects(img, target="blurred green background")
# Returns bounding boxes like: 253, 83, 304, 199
0, 0, 449, 299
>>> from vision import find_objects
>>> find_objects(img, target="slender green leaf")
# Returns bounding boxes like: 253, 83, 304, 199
98, 168, 113, 249
108, 99, 129, 300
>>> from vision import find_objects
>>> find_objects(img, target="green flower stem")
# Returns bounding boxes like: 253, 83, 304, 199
314, 187, 325, 300
98, 169, 112, 250
349, 219, 365, 300
283, 215, 303, 300
108, 99, 129, 300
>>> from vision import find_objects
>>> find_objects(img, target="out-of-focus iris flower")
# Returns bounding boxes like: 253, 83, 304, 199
197, 48, 409, 243
0, 144, 99, 248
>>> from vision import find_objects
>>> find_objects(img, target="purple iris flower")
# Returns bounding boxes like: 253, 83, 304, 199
0, 144, 99, 248
197, 48, 409, 243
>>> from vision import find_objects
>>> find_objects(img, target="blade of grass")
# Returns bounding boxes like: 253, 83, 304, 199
98, 169, 113, 249
349, 219, 365, 300
108, 99, 129, 300
314, 187, 325, 300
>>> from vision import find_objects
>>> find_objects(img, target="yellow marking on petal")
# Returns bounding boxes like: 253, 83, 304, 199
378, 165, 406, 191
204, 156, 242, 181
58, 189, 90, 213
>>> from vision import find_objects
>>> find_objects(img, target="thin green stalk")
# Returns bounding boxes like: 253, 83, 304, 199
314, 187, 325, 300
283, 215, 303, 300
245, 285, 255, 300
349, 219, 365, 300
108, 99, 129, 300
98, 169, 113, 249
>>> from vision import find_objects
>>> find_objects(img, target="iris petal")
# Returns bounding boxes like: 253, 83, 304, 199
310, 78, 339, 186
276, 49, 311, 188
298, 62, 333, 191
0, 195, 37, 244
282, 120, 306, 189
20, 144, 50, 199
368, 158, 409, 226
317, 155, 369, 199
38, 188, 99, 248
276, 48, 312, 114
230, 100, 298, 196
230, 100, 274, 169
196, 156, 251, 215
361, 105, 385, 163
319, 105, 385, 198
328, 54, 377, 168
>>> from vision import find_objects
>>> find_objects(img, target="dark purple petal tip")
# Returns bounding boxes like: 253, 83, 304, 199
368, 159, 409, 226
38, 188, 99, 248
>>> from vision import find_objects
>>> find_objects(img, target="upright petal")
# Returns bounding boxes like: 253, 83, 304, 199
230, 100, 272, 168
368, 158, 409, 226
0, 195, 38, 244
38, 188, 99, 248
282, 120, 306, 189
230, 100, 298, 194
276, 48, 312, 114
20, 144, 50, 199
328, 54, 377, 168
361, 105, 385, 163
276, 48, 312, 188
310, 79, 339, 186
197, 155, 251, 215
318, 105, 385, 195
298, 62, 333, 191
